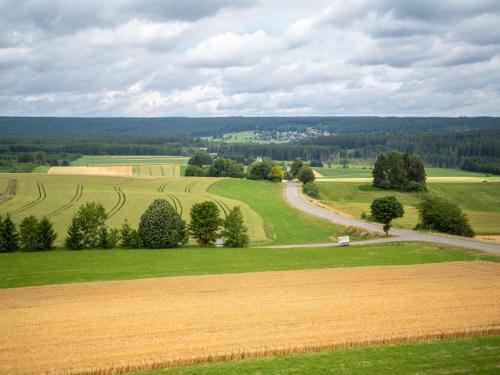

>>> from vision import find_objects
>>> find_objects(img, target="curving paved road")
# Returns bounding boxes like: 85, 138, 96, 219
280, 182, 500, 253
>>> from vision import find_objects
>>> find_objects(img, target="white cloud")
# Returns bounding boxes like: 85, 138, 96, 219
184, 31, 281, 67
0, 0, 500, 116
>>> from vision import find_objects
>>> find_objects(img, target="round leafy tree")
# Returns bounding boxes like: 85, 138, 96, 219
370, 196, 404, 235
267, 165, 284, 182
298, 166, 315, 184
139, 199, 187, 248
189, 201, 222, 246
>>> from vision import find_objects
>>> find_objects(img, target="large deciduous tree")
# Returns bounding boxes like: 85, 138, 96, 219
139, 199, 187, 248
298, 166, 315, 184
370, 196, 404, 235
189, 201, 223, 246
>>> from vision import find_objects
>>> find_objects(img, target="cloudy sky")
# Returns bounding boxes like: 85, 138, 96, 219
1, 0, 500, 116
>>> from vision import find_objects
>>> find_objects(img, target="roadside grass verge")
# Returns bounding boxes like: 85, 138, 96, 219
133, 335, 500, 375
209, 179, 346, 244
0, 242, 497, 288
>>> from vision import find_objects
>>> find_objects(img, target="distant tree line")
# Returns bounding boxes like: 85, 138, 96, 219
1, 116, 499, 137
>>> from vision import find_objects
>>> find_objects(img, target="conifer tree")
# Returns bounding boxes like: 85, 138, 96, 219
65, 216, 83, 250
38, 217, 57, 250
1, 215, 20, 252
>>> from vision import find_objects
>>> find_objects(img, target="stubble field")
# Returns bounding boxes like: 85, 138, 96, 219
1, 261, 498, 374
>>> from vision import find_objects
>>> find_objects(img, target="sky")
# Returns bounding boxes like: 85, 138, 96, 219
1, 0, 500, 117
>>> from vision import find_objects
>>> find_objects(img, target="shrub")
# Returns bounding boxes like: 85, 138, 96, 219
120, 220, 141, 248
298, 166, 315, 184
267, 165, 284, 182
139, 199, 187, 248
405, 180, 426, 192
223, 206, 249, 248
0, 215, 20, 252
184, 165, 206, 177
189, 201, 223, 246
303, 182, 320, 199
370, 196, 404, 235
416, 194, 474, 237
20, 216, 40, 251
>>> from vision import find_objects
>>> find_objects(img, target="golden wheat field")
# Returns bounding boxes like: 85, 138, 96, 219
48, 166, 134, 176
1, 261, 499, 375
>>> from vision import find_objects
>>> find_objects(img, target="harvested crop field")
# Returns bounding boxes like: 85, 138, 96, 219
1, 261, 499, 374
48, 166, 133, 176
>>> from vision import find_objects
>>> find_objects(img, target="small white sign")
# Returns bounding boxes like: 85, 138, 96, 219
338, 236, 350, 246
215, 237, 225, 248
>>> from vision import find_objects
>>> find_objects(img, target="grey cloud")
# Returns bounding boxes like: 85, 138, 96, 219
0, 0, 256, 37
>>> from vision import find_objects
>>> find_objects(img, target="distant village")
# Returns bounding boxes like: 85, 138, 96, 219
248, 128, 333, 142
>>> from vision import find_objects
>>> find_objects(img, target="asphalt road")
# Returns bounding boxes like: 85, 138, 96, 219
278, 182, 500, 253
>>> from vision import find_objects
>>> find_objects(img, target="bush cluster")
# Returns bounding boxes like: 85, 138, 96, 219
373, 152, 426, 192
415, 193, 474, 237
303, 182, 320, 199
247, 159, 284, 182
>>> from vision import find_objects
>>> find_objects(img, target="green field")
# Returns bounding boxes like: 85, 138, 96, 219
205, 131, 287, 144
134, 335, 500, 375
313, 165, 490, 179
0, 174, 266, 246
0, 242, 496, 288
317, 181, 500, 234
72, 155, 190, 166
210, 179, 350, 244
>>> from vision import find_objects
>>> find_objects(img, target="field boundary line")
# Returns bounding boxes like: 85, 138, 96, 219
45, 185, 83, 219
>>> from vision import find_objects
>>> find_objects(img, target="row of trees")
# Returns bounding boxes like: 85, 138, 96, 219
0, 215, 57, 252
372, 152, 426, 191
65, 199, 249, 250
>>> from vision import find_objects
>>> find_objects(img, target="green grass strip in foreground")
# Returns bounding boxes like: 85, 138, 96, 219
0, 242, 497, 288
133, 335, 500, 375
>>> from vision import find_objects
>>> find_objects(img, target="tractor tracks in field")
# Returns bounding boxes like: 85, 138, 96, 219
167, 193, 183, 216
156, 183, 183, 216
45, 185, 83, 219
213, 199, 230, 217
106, 186, 126, 219
9, 182, 46, 216
184, 181, 198, 193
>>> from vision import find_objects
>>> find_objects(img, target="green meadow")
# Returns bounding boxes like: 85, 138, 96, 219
317, 181, 500, 234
